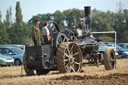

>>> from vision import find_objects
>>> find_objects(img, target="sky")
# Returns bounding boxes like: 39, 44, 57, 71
0, 0, 128, 22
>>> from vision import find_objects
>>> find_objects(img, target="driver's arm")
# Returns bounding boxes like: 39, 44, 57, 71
46, 28, 51, 41
47, 34, 51, 41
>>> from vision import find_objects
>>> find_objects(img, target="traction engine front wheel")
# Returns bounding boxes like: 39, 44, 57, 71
104, 48, 116, 70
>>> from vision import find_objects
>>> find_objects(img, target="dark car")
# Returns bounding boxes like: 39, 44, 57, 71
116, 45, 128, 58
118, 43, 128, 49
105, 43, 128, 58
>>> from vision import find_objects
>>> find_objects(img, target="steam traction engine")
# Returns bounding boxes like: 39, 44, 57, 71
23, 6, 116, 75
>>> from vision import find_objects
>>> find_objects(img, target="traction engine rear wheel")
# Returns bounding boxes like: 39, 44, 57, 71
23, 53, 35, 76
56, 42, 82, 73
104, 48, 116, 70
23, 53, 49, 75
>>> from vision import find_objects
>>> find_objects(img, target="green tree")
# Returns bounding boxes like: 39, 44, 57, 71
64, 9, 84, 28
98, 36, 114, 42
8, 1, 30, 44
8, 23, 33, 44
22, 23, 33, 44
16, 1, 23, 26
92, 9, 114, 32
0, 11, 1, 24
5, 6, 12, 28
112, 10, 127, 42
0, 23, 11, 44
53, 10, 64, 29
28, 13, 52, 24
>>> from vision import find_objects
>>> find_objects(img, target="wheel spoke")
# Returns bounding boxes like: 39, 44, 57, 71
64, 53, 70, 57
70, 65, 76, 72
73, 52, 79, 57
59, 37, 63, 43
64, 59, 69, 62
70, 45, 74, 55
57, 40, 61, 46
74, 62, 80, 65
63, 37, 66, 42
65, 63, 69, 68
65, 63, 71, 72
66, 48, 71, 55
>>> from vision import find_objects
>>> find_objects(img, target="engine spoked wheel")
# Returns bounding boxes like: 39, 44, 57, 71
56, 42, 82, 73
65, 30, 76, 42
104, 48, 116, 70
54, 33, 68, 48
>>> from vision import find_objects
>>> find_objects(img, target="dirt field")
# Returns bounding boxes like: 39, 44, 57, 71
0, 59, 128, 85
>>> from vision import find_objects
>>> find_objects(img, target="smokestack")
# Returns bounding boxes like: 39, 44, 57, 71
84, 6, 91, 29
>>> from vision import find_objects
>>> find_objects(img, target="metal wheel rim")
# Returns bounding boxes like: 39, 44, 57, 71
56, 33, 68, 48
64, 43, 81, 72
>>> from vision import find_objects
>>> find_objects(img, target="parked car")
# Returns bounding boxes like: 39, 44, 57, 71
0, 45, 25, 52
0, 53, 14, 66
98, 42, 118, 56
118, 43, 128, 49
0, 47, 24, 65
105, 42, 128, 58
116, 45, 128, 58
98, 42, 109, 52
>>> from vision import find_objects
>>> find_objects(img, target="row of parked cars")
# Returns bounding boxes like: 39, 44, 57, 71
0, 43, 127, 66
0, 45, 25, 66
99, 42, 128, 58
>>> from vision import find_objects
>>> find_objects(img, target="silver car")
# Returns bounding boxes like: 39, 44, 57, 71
0, 53, 14, 66
0, 46, 24, 66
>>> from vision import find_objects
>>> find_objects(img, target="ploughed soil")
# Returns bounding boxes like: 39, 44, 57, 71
0, 59, 128, 85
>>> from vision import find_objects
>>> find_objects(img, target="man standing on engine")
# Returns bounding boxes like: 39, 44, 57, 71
32, 19, 42, 46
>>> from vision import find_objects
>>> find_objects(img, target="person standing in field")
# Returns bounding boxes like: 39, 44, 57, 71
32, 19, 42, 46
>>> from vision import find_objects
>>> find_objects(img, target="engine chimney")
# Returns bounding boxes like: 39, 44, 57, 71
84, 6, 91, 30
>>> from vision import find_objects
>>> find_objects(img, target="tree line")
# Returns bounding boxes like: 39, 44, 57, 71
0, 1, 33, 44
0, 1, 128, 44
